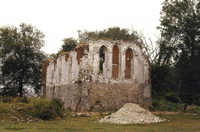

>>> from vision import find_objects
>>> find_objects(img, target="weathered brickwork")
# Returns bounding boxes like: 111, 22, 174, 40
41, 40, 151, 111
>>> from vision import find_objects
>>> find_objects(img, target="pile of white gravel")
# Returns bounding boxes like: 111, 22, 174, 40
99, 103, 166, 124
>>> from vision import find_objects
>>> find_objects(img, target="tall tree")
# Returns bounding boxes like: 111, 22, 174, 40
158, 0, 200, 104
158, 0, 200, 64
0, 23, 46, 96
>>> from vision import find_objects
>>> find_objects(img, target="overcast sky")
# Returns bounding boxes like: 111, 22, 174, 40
0, 0, 163, 54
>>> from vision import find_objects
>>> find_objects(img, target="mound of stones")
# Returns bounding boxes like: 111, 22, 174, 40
99, 103, 166, 124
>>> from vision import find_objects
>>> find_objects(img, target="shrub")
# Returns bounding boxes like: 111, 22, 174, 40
25, 98, 64, 120
165, 93, 181, 103
185, 105, 200, 114
150, 100, 160, 111
50, 98, 64, 117
151, 99, 185, 112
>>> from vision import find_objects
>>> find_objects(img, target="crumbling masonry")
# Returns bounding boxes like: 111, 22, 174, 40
41, 40, 151, 112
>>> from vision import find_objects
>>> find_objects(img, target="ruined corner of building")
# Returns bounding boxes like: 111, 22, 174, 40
41, 40, 152, 112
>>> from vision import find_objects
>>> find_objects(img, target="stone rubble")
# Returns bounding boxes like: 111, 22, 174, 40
99, 103, 166, 124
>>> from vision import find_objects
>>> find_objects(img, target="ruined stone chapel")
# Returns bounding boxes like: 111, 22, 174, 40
41, 40, 151, 111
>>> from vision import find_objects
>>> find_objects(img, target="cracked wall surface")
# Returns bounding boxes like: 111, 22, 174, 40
41, 40, 151, 111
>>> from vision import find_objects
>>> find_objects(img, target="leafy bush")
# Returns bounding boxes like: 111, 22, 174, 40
50, 98, 64, 117
151, 64, 180, 100
25, 98, 64, 120
150, 100, 160, 111
165, 93, 181, 103
150, 99, 185, 112
159, 100, 185, 112
180, 105, 200, 114
151, 99, 200, 114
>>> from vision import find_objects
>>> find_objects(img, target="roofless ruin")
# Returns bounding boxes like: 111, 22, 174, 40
41, 40, 151, 111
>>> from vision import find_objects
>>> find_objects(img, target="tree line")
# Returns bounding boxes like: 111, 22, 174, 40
0, 0, 199, 106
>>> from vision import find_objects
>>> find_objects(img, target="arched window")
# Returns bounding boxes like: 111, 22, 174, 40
125, 48, 133, 79
112, 45, 119, 79
99, 45, 108, 78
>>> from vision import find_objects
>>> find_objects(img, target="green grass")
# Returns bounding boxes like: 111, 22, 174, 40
1, 96, 200, 132
0, 115, 200, 132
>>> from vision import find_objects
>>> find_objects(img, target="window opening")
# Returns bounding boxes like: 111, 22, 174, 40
99, 46, 105, 73
125, 48, 132, 79
112, 45, 119, 79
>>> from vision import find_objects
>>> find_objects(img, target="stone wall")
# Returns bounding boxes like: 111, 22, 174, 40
41, 40, 151, 111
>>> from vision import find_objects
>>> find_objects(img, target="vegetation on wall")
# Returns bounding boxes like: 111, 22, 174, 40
53, 27, 156, 64
77, 27, 141, 43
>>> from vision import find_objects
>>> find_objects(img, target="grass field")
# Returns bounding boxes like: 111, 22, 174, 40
1, 114, 200, 132
1, 96, 200, 132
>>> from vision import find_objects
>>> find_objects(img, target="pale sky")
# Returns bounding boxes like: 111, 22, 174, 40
0, 0, 163, 54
